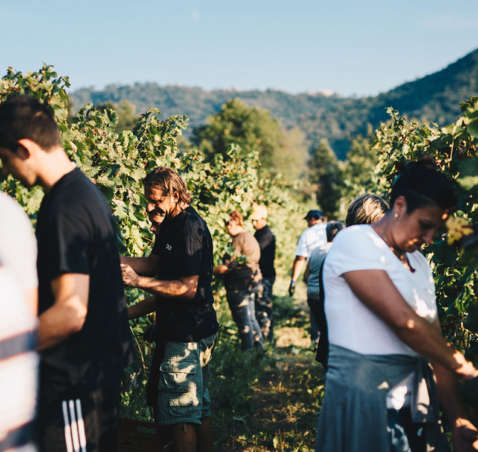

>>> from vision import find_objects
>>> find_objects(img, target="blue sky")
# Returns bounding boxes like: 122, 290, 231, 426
1, 0, 477, 95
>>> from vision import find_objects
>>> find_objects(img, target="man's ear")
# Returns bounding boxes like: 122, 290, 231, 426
16, 138, 38, 160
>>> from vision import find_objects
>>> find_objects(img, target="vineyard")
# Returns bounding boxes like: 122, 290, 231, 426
1, 65, 477, 451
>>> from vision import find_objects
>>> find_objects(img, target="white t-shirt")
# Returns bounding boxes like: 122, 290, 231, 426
0, 192, 38, 292
295, 223, 328, 258
323, 225, 437, 408
0, 268, 38, 451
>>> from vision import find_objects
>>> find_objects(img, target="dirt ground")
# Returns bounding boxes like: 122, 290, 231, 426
216, 313, 325, 452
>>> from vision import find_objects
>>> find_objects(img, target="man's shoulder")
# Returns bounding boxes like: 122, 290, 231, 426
183, 207, 211, 235
264, 225, 275, 239
43, 169, 108, 215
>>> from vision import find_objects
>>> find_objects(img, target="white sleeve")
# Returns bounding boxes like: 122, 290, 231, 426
0, 193, 38, 290
295, 229, 309, 257
327, 226, 390, 276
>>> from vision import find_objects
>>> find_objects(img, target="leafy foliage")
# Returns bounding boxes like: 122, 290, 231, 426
308, 139, 343, 218
191, 98, 309, 182
339, 133, 379, 206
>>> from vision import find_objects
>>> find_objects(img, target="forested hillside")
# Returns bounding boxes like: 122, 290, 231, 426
72, 48, 478, 158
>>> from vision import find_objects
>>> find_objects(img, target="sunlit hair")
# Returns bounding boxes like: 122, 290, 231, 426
326, 221, 345, 242
390, 161, 456, 213
0, 95, 61, 152
346, 194, 389, 226
144, 167, 193, 205
228, 210, 244, 227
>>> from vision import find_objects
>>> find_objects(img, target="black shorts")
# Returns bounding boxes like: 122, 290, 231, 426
37, 384, 120, 452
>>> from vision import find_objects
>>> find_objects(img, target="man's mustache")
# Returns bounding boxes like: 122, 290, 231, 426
149, 207, 166, 219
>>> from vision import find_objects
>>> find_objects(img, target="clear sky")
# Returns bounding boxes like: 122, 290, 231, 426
1, 0, 477, 96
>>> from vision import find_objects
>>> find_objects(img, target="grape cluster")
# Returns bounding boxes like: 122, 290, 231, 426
446, 216, 473, 245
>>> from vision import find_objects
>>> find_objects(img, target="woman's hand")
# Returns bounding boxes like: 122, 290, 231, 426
455, 358, 478, 380
454, 417, 478, 452
214, 264, 229, 275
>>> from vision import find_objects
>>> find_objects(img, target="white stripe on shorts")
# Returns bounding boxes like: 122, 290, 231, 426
61, 401, 74, 452
75, 399, 87, 452
68, 400, 81, 452
61, 399, 87, 452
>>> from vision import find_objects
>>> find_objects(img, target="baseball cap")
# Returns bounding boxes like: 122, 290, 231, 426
304, 209, 324, 220
251, 205, 268, 220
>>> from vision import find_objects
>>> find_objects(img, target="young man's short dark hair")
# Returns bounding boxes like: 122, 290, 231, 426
0, 95, 61, 152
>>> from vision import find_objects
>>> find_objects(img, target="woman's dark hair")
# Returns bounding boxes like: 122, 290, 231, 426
326, 221, 345, 242
390, 161, 457, 213
0, 95, 61, 152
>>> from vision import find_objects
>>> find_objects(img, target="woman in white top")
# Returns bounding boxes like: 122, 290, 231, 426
316, 162, 478, 452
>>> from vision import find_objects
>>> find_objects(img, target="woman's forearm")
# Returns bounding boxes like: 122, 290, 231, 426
393, 317, 475, 377
343, 269, 478, 378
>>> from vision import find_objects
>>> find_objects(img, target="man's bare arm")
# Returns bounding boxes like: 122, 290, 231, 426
120, 255, 160, 276
38, 273, 89, 350
128, 295, 158, 319
291, 255, 306, 282
121, 264, 198, 300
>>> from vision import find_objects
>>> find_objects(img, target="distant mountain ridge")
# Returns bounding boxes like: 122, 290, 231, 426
72, 48, 478, 159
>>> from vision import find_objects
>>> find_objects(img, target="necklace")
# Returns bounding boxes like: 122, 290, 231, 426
372, 225, 416, 273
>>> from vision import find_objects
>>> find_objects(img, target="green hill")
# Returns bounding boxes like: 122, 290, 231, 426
72, 48, 478, 159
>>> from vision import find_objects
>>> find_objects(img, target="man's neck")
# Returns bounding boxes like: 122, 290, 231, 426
37, 148, 76, 191
169, 202, 189, 218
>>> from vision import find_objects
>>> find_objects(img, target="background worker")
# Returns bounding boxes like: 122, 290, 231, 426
121, 167, 218, 452
214, 210, 264, 351
304, 221, 344, 343
251, 204, 276, 342
289, 209, 327, 296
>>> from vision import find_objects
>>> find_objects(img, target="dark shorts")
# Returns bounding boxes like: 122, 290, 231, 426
156, 335, 216, 425
37, 384, 120, 452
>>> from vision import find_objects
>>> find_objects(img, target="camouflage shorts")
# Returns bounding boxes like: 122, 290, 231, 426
156, 334, 216, 425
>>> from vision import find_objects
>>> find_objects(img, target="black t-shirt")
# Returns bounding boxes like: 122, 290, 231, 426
152, 206, 219, 342
254, 225, 276, 279
37, 168, 133, 399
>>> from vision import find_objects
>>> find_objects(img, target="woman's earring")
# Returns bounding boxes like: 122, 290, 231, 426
394, 213, 399, 219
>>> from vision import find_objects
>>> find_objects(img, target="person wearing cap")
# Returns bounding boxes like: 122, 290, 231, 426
289, 209, 327, 297
251, 204, 276, 342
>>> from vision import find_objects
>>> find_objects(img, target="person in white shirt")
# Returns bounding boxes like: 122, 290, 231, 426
288, 209, 327, 296
304, 221, 344, 343
0, 192, 38, 315
0, 193, 38, 452
316, 162, 478, 452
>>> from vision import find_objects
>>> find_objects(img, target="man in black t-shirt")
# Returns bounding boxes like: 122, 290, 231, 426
121, 167, 218, 452
0, 95, 133, 452
251, 205, 276, 341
